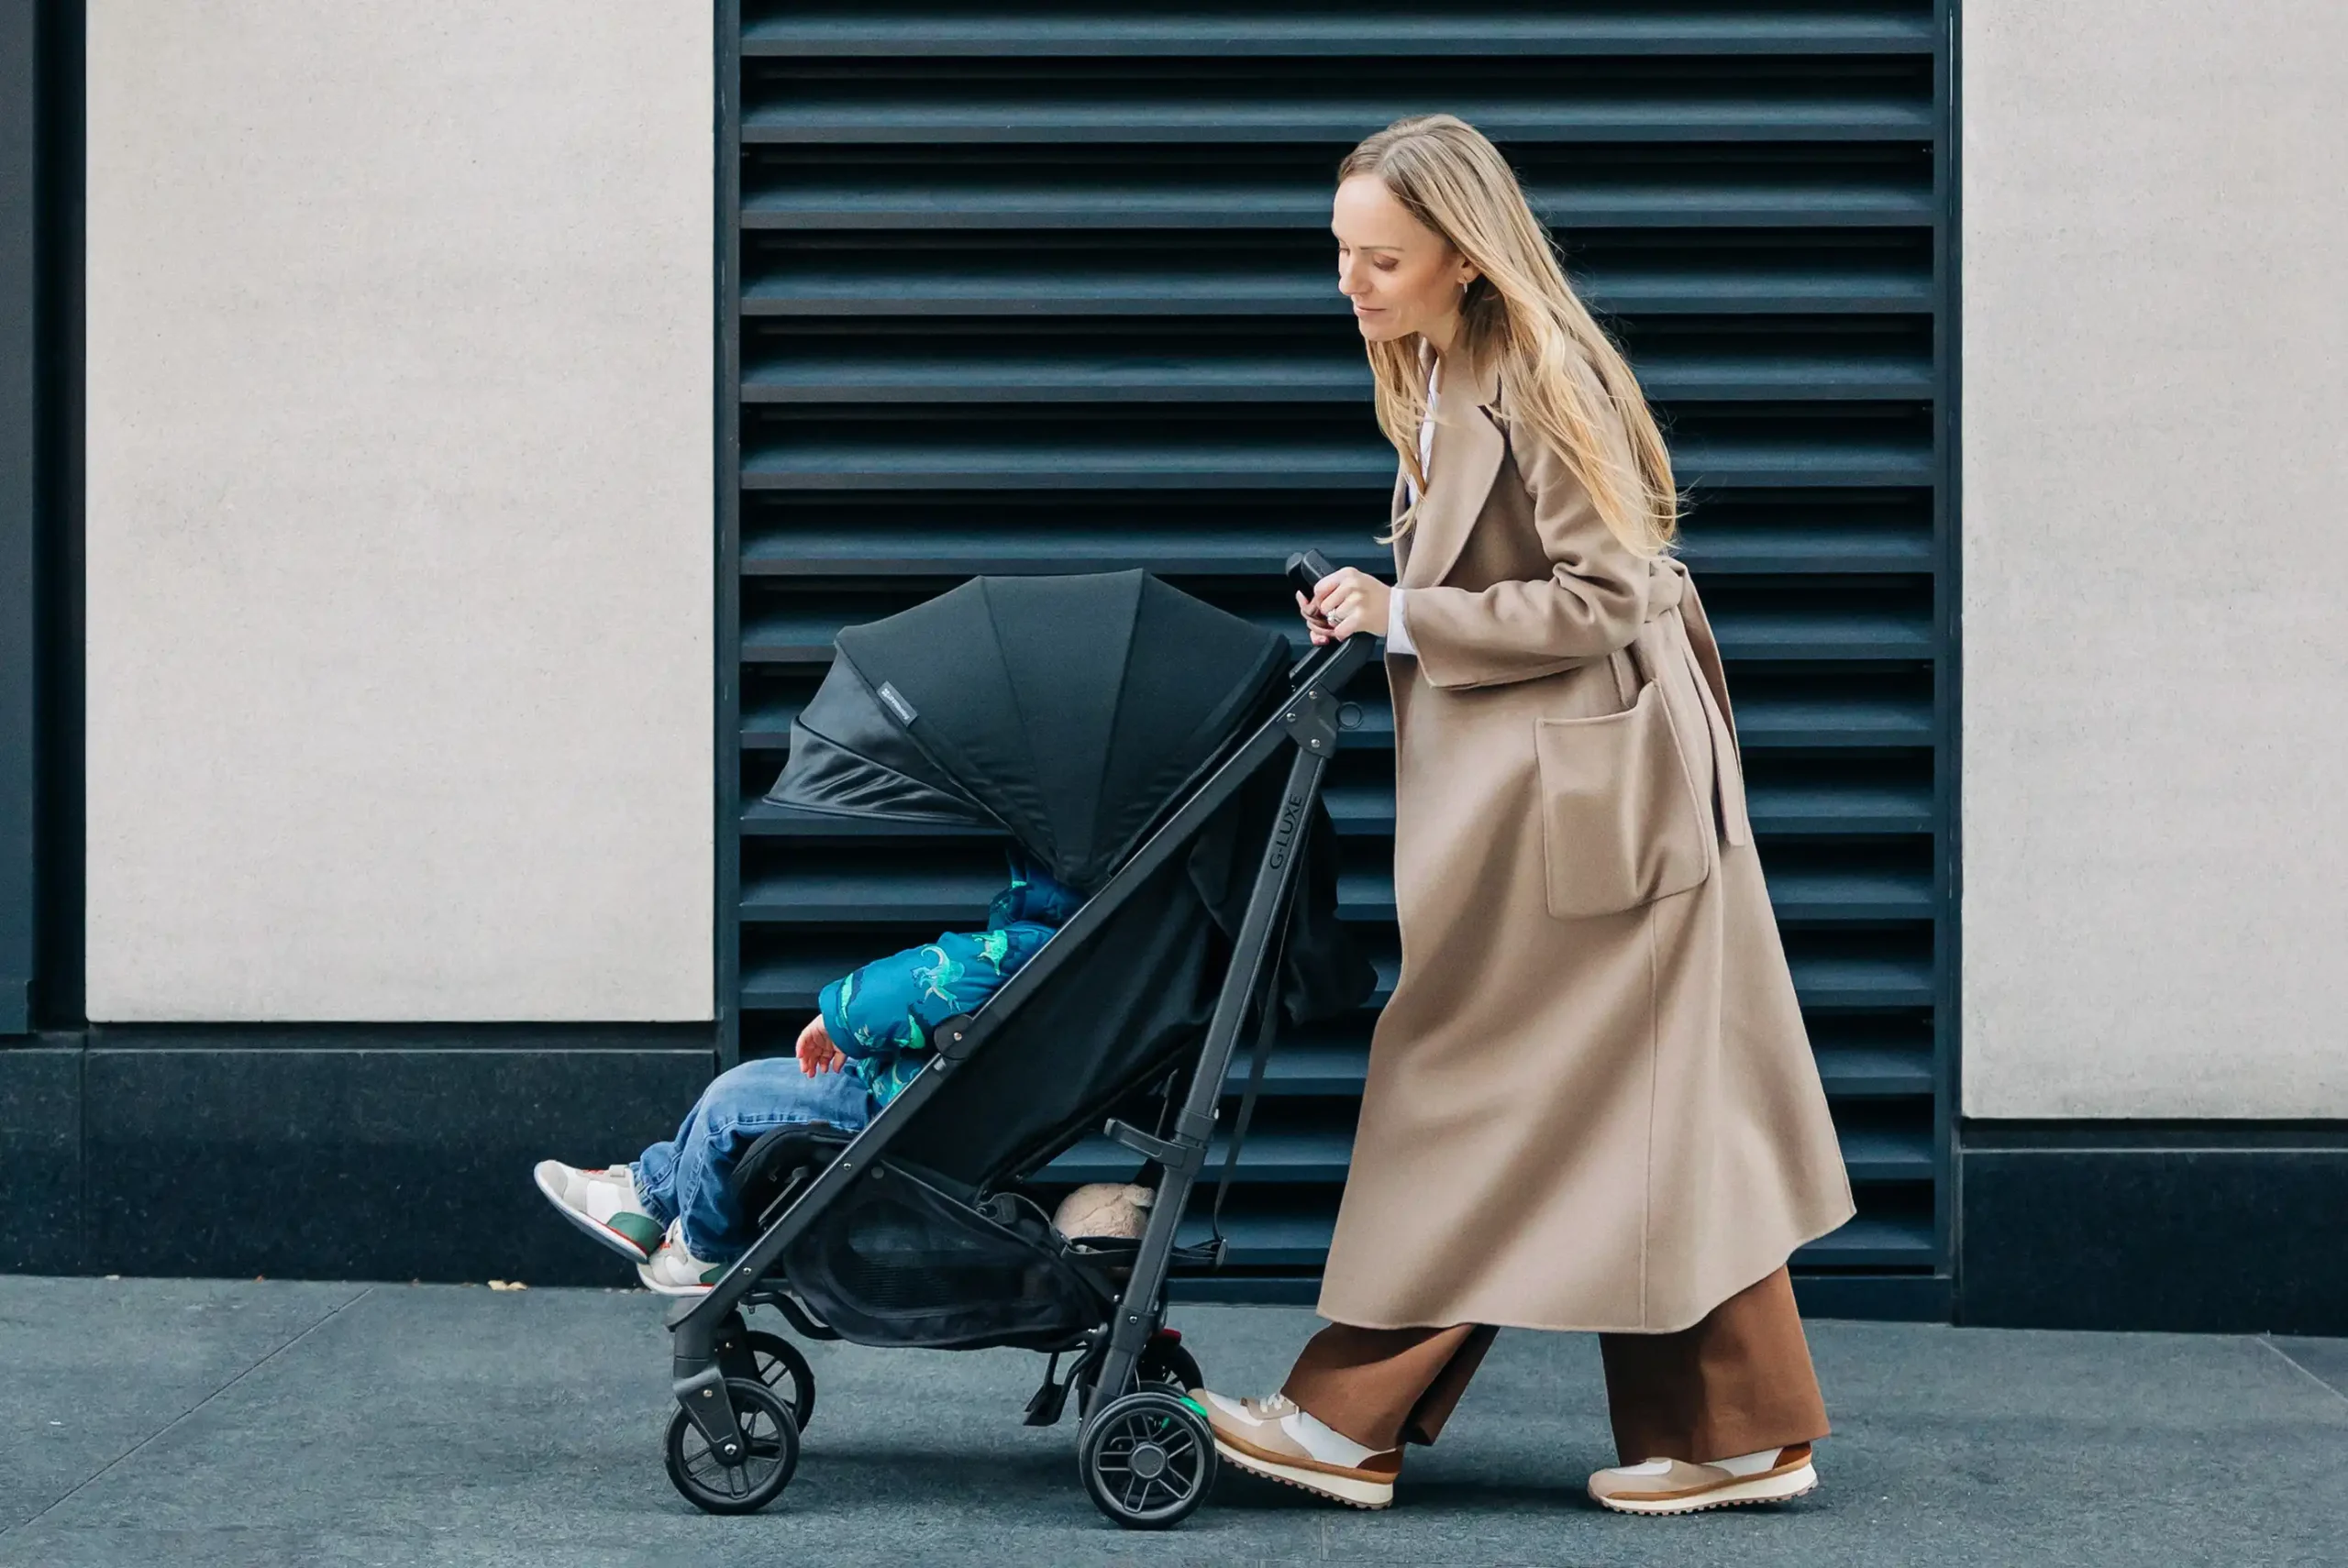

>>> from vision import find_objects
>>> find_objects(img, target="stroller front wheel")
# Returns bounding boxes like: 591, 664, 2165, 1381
1080, 1388, 1217, 1529
1073, 1330, 1204, 1422
738, 1330, 816, 1431
665, 1377, 800, 1515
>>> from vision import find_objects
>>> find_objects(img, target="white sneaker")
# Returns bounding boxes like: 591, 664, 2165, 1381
1588, 1444, 1820, 1515
637, 1218, 727, 1297
533, 1160, 664, 1264
1197, 1390, 1401, 1509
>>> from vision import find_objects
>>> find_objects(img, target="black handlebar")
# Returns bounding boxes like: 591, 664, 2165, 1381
1282, 547, 1376, 686
1285, 549, 1338, 602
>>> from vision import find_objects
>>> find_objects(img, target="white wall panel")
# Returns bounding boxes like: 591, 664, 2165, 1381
1963, 1, 2348, 1115
84, 3, 714, 1020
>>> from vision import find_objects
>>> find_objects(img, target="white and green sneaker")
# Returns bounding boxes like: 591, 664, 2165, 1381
638, 1218, 727, 1297
533, 1160, 665, 1265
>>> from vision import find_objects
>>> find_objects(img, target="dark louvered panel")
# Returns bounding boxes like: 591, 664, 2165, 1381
725, 2, 1954, 1295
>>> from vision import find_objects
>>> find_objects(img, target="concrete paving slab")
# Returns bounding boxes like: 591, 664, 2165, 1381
2265, 1336, 2348, 1402
0, 1281, 2343, 1568
0, 1276, 366, 1536
1313, 1321, 2348, 1568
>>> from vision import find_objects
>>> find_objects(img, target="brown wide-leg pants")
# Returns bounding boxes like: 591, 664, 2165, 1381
1280, 1267, 1828, 1465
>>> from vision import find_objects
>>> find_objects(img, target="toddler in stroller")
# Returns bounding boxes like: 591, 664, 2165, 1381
597, 565, 1375, 1528
534, 849, 1122, 1294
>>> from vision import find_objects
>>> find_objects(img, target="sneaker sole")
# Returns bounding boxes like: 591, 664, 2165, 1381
634, 1256, 718, 1297
532, 1164, 656, 1266
1212, 1438, 1395, 1510
1592, 1462, 1819, 1516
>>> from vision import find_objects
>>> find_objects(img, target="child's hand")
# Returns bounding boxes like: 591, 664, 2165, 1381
795, 1015, 847, 1077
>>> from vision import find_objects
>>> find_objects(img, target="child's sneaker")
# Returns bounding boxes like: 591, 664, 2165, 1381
533, 1160, 664, 1264
637, 1218, 727, 1297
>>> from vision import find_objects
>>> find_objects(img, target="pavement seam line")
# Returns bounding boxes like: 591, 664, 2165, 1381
2255, 1336, 2348, 1409
0, 1284, 377, 1540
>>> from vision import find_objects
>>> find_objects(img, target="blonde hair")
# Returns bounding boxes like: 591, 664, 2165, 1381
1339, 115, 1678, 556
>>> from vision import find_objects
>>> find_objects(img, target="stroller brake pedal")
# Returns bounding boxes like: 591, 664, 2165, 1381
1023, 1352, 1074, 1428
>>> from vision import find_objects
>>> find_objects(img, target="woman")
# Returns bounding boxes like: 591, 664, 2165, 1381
1191, 116, 1855, 1517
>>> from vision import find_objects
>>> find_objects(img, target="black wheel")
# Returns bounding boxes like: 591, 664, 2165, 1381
664, 1376, 800, 1516
1080, 1387, 1216, 1529
742, 1331, 816, 1432
1145, 1337, 1203, 1396
1075, 1331, 1203, 1420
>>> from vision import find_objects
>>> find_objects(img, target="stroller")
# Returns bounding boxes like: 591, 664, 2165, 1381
662, 557, 1377, 1528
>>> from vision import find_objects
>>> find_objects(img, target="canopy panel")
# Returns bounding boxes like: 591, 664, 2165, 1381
764, 571, 1290, 888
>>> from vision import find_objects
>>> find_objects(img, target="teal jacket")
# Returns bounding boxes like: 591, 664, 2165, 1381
817, 852, 1083, 1107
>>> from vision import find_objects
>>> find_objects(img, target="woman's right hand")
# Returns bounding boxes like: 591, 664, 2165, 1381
1297, 589, 1337, 645
1303, 569, 1390, 641
795, 1015, 847, 1077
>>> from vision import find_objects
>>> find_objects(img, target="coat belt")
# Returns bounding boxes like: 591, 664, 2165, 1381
1613, 558, 1752, 848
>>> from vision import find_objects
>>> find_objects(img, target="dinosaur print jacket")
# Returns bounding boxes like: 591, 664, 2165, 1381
816, 850, 1085, 1108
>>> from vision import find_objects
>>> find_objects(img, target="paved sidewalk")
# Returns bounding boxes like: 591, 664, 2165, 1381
2, 1277, 2343, 1567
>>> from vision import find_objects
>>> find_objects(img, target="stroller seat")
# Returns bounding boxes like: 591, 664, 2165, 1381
656, 564, 1377, 1528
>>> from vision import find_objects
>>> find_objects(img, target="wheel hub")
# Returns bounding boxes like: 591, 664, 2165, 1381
1126, 1441, 1169, 1481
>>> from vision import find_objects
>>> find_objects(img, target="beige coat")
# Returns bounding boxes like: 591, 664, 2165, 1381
1316, 345, 1855, 1334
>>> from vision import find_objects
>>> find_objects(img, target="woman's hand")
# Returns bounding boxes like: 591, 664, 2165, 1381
795, 1015, 847, 1077
1301, 568, 1390, 643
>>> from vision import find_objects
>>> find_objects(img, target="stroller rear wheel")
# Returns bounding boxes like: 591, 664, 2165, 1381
1080, 1387, 1217, 1529
664, 1377, 800, 1515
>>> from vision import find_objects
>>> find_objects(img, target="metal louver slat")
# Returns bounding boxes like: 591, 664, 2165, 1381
743, 14, 1939, 58
722, 1, 1955, 1314
745, 264, 1934, 316
745, 352, 1933, 403
1179, 1211, 1939, 1275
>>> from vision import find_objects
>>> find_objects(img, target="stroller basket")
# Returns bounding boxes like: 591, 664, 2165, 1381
783, 1163, 1110, 1350
736, 1120, 1219, 1353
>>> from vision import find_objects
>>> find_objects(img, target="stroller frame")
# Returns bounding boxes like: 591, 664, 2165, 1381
665, 614, 1377, 1521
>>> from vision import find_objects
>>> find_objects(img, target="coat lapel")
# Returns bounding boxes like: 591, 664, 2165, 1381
1398, 339, 1506, 591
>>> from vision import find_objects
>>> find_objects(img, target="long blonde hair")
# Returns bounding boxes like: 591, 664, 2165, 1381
1340, 115, 1678, 556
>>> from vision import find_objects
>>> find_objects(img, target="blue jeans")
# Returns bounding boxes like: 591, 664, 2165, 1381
632, 1058, 875, 1264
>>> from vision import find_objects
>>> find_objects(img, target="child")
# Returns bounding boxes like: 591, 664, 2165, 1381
536, 850, 1084, 1295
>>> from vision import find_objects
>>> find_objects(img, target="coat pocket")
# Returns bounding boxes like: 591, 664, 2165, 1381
1534, 682, 1713, 920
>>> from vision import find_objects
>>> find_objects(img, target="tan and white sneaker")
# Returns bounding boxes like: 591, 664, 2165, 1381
1196, 1390, 1401, 1509
1588, 1443, 1819, 1515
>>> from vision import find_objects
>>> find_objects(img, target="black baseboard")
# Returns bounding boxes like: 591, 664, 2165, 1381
0, 1043, 80, 1271
3, 1028, 716, 1286
1794, 1272, 1951, 1322
1171, 1275, 1322, 1307
19, 1044, 2342, 1338
1958, 1121, 2348, 1335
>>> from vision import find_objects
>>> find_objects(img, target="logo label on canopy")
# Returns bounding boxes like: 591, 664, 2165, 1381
877, 681, 919, 726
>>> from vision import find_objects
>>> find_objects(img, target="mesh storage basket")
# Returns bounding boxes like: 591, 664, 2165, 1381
782, 1164, 1109, 1350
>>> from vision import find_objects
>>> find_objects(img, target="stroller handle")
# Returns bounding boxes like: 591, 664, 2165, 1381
1285, 549, 1338, 602
1283, 544, 1378, 688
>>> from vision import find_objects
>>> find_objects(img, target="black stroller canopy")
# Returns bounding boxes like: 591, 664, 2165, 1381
767, 570, 1290, 889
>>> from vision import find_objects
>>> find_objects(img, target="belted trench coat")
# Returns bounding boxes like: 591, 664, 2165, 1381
1315, 344, 1855, 1333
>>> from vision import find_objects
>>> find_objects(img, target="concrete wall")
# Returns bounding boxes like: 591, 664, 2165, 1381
1962, 2, 2348, 1116
83, 4, 714, 1021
